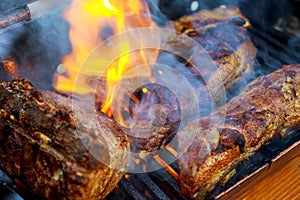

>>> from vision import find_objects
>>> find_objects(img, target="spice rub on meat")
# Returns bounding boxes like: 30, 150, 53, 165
166, 6, 257, 110
178, 65, 300, 199
0, 79, 130, 200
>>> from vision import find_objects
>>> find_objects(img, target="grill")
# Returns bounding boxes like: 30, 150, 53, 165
0, 1, 300, 200
106, 19, 300, 199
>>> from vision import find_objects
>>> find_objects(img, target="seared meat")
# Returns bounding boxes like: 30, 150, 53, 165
166, 6, 257, 108
134, 6, 257, 156
125, 6, 257, 156
127, 84, 181, 155
0, 79, 130, 199
178, 65, 300, 199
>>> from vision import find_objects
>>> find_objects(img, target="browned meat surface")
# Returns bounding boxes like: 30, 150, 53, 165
132, 6, 257, 156
178, 65, 300, 199
123, 6, 257, 156
166, 6, 257, 106
0, 79, 130, 199
126, 84, 181, 155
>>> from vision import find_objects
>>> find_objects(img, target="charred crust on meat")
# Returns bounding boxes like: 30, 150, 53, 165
0, 79, 130, 199
194, 23, 247, 60
286, 70, 296, 78
213, 128, 245, 154
178, 65, 300, 199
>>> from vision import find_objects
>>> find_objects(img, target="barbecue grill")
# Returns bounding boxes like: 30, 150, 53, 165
0, 0, 299, 199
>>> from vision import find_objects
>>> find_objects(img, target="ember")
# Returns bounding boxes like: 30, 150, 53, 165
1, 55, 19, 79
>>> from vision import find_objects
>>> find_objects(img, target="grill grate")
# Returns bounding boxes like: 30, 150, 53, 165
107, 128, 300, 200
106, 23, 300, 200
0, 0, 36, 13
0, 6, 300, 200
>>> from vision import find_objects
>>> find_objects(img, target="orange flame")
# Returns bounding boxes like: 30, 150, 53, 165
54, 0, 158, 117
2, 56, 19, 79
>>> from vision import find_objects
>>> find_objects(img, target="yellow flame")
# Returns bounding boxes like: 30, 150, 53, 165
102, 44, 130, 113
54, 0, 158, 117
103, 0, 117, 11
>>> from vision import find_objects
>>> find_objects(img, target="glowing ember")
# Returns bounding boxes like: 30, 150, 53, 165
2, 57, 19, 79
166, 145, 177, 157
54, 0, 158, 117
153, 155, 179, 180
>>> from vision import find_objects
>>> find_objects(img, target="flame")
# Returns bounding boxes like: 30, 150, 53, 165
142, 87, 148, 93
54, 0, 158, 117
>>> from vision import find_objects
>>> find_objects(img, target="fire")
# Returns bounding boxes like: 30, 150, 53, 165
3, 56, 19, 79
54, 0, 158, 117
142, 87, 148, 93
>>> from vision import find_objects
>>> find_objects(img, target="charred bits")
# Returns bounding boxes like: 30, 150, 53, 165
214, 128, 245, 154
195, 23, 247, 60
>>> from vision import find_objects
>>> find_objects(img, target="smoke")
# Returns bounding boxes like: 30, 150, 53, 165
0, 0, 75, 89
0, 12, 28, 82
146, 0, 168, 25
28, 0, 72, 18
151, 0, 240, 23
2, 0, 73, 90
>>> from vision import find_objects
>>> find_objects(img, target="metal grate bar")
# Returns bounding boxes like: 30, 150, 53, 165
249, 33, 298, 65
149, 170, 180, 191
137, 173, 171, 200
0, 0, 36, 13
250, 25, 300, 62
117, 177, 147, 200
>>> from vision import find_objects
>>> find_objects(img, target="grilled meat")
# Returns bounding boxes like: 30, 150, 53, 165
127, 84, 181, 155
166, 6, 257, 108
178, 65, 300, 199
122, 6, 257, 156
135, 6, 257, 156
0, 79, 130, 199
